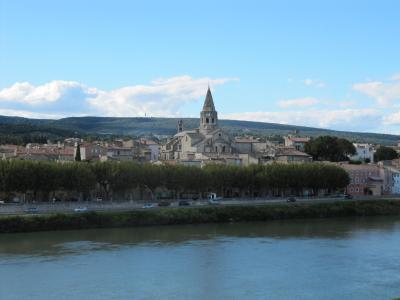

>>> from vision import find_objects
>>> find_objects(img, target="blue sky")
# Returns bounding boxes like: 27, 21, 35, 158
1, 0, 400, 134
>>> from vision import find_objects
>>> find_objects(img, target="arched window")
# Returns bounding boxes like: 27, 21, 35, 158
206, 118, 209, 124
215, 146, 218, 152
222, 146, 226, 152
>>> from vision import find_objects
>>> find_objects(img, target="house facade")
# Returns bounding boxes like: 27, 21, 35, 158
349, 143, 375, 163
340, 164, 383, 196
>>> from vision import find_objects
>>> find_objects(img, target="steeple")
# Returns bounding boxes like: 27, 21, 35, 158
202, 86, 215, 111
200, 87, 218, 134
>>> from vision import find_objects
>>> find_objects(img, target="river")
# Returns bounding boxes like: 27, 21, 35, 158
1, 217, 400, 300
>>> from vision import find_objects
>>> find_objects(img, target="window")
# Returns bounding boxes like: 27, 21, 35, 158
222, 146, 226, 152
212, 118, 214, 123
355, 188, 359, 192
215, 146, 218, 152
206, 118, 209, 124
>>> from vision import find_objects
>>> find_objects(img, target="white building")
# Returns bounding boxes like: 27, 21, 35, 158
349, 143, 375, 163
393, 171, 400, 194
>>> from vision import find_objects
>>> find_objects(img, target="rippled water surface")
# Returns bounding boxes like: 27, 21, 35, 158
1, 217, 400, 300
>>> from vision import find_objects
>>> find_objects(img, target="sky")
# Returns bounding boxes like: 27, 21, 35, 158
0, 0, 400, 134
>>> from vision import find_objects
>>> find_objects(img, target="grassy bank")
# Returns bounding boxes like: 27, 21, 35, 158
1, 200, 400, 233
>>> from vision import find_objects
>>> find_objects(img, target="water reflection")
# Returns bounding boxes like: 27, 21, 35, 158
1, 216, 399, 256
1, 216, 400, 300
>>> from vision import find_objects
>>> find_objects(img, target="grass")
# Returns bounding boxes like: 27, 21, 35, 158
1, 199, 400, 233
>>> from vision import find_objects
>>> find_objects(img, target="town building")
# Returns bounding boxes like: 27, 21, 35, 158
377, 160, 400, 195
160, 87, 311, 166
349, 143, 375, 163
340, 163, 383, 196
283, 136, 310, 152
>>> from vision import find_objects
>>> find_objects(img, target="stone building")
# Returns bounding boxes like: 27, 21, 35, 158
160, 87, 313, 166
160, 87, 248, 165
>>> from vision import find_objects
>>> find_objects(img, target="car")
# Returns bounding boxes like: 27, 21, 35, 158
158, 201, 171, 207
74, 207, 88, 212
178, 200, 190, 206
25, 207, 39, 214
0, 200, 5, 205
95, 197, 103, 202
142, 203, 155, 209
208, 198, 220, 205
286, 197, 297, 203
343, 194, 353, 199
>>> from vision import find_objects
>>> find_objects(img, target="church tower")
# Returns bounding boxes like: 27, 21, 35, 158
200, 87, 218, 134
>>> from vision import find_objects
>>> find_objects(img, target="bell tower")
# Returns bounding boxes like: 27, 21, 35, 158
200, 87, 218, 134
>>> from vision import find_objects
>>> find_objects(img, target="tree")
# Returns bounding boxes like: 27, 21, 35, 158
374, 146, 399, 162
75, 144, 81, 161
305, 136, 356, 162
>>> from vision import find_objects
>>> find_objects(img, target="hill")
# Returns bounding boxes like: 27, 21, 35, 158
0, 115, 398, 145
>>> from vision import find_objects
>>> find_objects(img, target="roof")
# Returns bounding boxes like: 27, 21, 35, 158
368, 176, 383, 182
287, 137, 310, 143
235, 137, 262, 143
340, 163, 379, 171
139, 139, 158, 145
202, 87, 216, 111
275, 147, 311, 157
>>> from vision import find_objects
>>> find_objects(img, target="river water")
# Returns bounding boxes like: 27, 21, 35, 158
1, 217, 400, 300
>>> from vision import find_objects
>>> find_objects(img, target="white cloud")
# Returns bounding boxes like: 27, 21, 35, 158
303, 78, 326, 88
0, 76, 237, 117
221, 108, 381, 131
278, 97, 319, 108
87, 76, 237, 117
391, 73, 400, 81
0, 81, 97, 105
383, 111, 400, 125
0, 108, 63, 119
353, 74, 400, 106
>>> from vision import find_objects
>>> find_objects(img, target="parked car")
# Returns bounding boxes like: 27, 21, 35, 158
343, 194, 353, 199
95, 197, 103, 202
286, 197, 297, 203
208, 193, 222, 204
208, 198, 220, 205
158, 201, 171, 207
74, 207, 88, 212
142, 203, 155, 209
25, 207, 39, 214
178, 200, 190, 206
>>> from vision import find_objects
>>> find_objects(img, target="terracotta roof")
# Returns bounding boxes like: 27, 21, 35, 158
275, 147, 311, 157
287, 137, 310, 142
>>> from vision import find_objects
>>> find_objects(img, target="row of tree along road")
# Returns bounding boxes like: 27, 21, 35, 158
0, 160, 350, 203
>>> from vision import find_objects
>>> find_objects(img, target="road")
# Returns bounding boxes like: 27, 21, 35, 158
1, 196, 400, 216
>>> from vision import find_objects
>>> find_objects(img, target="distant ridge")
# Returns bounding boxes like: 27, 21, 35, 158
0, 115, 398, 145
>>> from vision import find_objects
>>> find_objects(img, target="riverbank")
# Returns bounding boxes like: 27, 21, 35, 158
1, 199, 400, 233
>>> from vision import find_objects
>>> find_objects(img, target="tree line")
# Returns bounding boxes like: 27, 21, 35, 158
0, 160, 350, 202
304, 136, 356, 162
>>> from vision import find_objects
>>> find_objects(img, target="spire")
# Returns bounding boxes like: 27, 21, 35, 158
202, 86, 215, 111
200, 86, 218, 134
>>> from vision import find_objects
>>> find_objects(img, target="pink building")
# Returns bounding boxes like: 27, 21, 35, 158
340, 164, 383, 196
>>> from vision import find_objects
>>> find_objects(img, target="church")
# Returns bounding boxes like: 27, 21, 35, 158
160, 87, 267, 166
